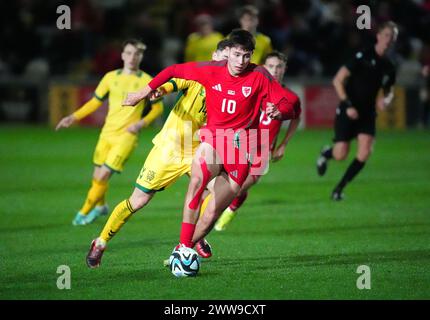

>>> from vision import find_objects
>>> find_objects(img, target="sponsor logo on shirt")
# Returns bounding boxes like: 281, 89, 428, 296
146, 170, 155, 181
230, 170, 238, 178
212, 84, 222, 92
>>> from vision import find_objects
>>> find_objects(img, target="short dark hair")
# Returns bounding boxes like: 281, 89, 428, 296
238, 5, 259, 18
216, 39, 231, 51
264, 51, 288, 65
122, 39, 147, 53
228, 29, 255, 52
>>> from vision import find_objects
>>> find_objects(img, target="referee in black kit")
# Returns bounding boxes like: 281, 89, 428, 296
316, 21, 398, 201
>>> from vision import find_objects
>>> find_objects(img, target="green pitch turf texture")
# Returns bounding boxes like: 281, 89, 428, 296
1, 125, 429, 300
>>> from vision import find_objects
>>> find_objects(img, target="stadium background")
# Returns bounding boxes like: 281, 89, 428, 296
1, 0, 430, 300
1, 0, 429, 128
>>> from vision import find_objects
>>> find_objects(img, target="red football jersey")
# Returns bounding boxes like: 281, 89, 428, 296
259, 86, 301, 151
148, 60, 298, 134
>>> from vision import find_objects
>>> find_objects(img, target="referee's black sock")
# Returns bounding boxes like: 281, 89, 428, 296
334, 158, 366, 191
322, 147, 333, 159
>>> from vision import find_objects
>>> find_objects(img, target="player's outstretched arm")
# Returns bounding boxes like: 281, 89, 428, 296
123, 85, 153, 106
55, 114, 76, 131
124, 62, 205, 106
56, 96, 104, 131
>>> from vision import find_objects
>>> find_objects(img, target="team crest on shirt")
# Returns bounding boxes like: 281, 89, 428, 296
242, 86, 252, 97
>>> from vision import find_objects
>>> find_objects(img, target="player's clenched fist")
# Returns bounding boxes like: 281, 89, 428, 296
346, 107, 359, 120
265, 102, 281, 120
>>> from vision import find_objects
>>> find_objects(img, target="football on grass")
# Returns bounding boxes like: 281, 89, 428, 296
169, 245, 200, 277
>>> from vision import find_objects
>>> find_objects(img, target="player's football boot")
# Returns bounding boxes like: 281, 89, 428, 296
86, 238, 106, 268
195, 238, 212, 258
214, 209, 237, 231
331, 189, 345, 201
316, 146, 331, 176
174, 243, 186, 250
85, 205, 109, 224
72, 212, 88, 226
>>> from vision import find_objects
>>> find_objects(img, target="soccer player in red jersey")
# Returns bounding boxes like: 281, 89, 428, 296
212, 51, 301, 232
123, 30, 298, 252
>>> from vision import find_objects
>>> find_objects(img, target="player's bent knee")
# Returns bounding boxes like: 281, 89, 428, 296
129, 189, 153, 210
94, 168, 112, 181
333, 142, 349, 161
357, 150, 371, 162
334, 150, 348, 161
130, 196, 150, 210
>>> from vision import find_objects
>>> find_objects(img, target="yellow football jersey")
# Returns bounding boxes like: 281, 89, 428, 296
251, 32, 273, 65
184, 32, 224, 62
152, 78, 207, 157
94, 69, 161, 138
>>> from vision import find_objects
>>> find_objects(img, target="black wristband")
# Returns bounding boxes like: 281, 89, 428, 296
340, 99, 352, 109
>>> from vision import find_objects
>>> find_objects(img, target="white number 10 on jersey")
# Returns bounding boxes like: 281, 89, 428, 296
221, 99, 237, 114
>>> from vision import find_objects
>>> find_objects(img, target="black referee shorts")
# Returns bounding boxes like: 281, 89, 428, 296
333, 103, 376, 142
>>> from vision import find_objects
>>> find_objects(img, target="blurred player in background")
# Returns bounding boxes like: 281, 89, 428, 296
123, 30, 298, 259
184, 14, 224, 62
421, 63, 430, 128
85, 40, 230, 268
213, 51, 301, 232
238, 5, 273, 65
56, 39, 164, 226
316, 21, 398, 200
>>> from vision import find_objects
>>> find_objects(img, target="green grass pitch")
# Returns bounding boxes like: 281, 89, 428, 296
1, 125, 429, 300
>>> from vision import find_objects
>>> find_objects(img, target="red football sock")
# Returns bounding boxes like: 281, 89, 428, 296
229, 191, 248, 211
179, 222, 196, 248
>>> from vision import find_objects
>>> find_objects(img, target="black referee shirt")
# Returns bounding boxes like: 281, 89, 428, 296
344, 47, 396, 118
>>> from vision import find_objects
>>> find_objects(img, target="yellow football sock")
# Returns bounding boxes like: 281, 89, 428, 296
96, 196, 106, 207
79, 179, 108, 215
214, 207, 237, 231
199, 194, 212, 218
99, 199, 136, 243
